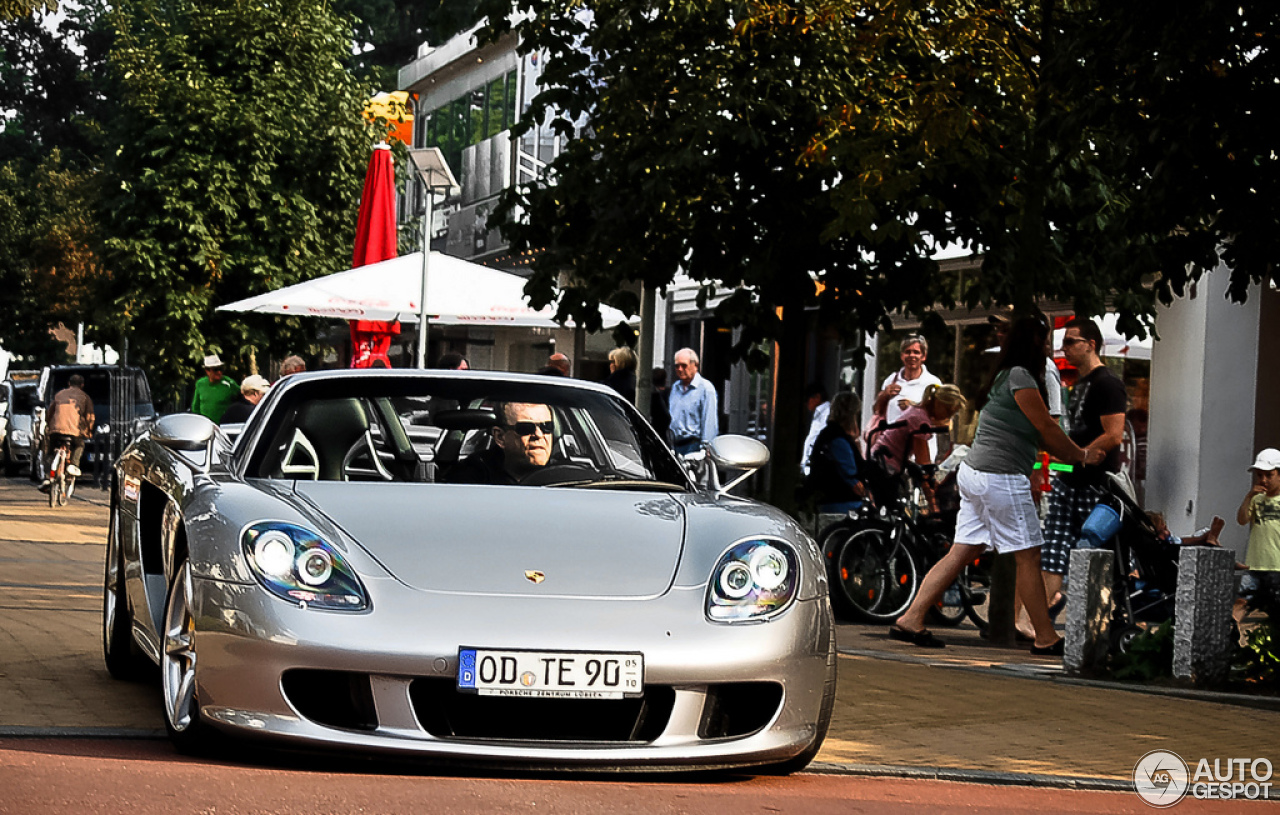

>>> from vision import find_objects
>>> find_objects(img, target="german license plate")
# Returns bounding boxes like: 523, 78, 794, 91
457, 648, 643, 699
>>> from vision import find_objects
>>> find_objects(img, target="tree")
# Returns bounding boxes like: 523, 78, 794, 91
0, 161, 67, 362
0, 4, 113, 363
97, 0, 379, 399
479, 0, 1280, 510
335, 0, 484, 86
801, 0, 1279, 332
477, 0, 1014, 507
0, 0, 55, 21
0, 8, 101, 166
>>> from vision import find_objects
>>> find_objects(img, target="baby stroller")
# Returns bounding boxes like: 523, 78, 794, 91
1076, 473, 1191, 653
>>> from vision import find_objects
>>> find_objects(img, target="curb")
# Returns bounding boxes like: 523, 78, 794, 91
839, 647, 1280, 712
0, 726, 166, 739
806, 760, 1131, 791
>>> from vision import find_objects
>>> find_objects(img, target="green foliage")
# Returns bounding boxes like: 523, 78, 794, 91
0, 8, 103, 166
0, 150, 103, 364
1110, 621, 1175, 681
478, 0, 893, 506
801, 0, 1280, 332
476, 0, 1280, 507
1236, 617, 1280, 686
0, 0, 56, 22
334, 0, 484, 86
98, 0, 375, 399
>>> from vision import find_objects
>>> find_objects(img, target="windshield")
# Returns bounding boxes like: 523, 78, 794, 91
8, 384, 37, 413
49, 368, 155, 418
243, 376, 690, 490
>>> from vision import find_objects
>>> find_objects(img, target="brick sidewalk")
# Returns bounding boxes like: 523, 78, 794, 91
1, 477, 1277, 787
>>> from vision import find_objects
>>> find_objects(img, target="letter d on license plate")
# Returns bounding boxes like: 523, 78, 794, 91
458, 648, 643, 699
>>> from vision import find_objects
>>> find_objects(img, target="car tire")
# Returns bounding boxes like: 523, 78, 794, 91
102, 508, 151, 681
162, 557, 219, 755
756, 601, 837, 776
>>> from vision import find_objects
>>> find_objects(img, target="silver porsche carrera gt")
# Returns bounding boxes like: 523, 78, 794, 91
103, 370, 835, 772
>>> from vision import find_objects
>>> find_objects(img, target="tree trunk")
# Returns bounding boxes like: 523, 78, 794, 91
766, 301, 809, 515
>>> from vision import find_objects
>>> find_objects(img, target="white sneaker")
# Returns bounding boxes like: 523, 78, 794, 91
66, 465, 81, 477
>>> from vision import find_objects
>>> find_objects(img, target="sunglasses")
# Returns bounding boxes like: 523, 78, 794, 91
1062, 337, 1089, 346
504, 420, 554, 436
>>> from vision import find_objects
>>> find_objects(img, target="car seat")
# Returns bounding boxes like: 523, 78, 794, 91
292, 398, 371, 481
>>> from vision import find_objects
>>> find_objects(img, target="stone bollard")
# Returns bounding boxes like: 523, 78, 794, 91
1172, 546, 1236, 685
1064, 548, 1115, 677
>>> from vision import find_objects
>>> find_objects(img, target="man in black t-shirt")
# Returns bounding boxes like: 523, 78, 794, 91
1041, 318, 1128, 609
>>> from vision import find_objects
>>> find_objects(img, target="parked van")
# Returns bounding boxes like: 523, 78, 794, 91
29, 365, 156, 481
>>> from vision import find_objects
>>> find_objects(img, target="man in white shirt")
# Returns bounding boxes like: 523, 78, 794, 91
800, 383, 830, 476
876, 335, 943, 424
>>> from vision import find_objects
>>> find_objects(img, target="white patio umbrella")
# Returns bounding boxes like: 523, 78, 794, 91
217, 252, 629, 328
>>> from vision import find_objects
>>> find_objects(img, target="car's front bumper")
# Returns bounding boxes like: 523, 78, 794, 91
189, 575, 835, 769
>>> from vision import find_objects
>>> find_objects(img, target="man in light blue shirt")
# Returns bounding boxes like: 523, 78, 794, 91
668, 348, 719, 456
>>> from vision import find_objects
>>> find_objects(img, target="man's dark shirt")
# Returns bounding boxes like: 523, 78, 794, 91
443, 446, 517, 485
1060, 366, 1128, 487
220, 396, 255, 425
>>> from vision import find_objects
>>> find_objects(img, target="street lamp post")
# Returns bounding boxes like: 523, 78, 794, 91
407, 147, 459, 369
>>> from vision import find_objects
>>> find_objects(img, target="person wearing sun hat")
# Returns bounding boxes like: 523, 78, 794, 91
219, 374, 270, 425
190, 353, 239, 423
1236, 448, 1280, 615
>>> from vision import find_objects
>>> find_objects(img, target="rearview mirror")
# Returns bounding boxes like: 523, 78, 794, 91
152, 413, 218, 452
707, 435, 770, 471
706, 435, 770, 497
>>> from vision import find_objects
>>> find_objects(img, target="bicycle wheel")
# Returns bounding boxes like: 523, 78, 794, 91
921, 534, 967, 627
47, 448, 61, 507
817, 522, 856, 619
960, 556, 993, 631
832, 528, 918, 623
927, 581, 969, 627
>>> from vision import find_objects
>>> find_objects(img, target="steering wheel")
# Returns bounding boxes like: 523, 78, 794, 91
518, 462, 598, 486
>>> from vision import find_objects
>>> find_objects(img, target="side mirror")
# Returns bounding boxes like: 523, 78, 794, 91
152, 413, 218, 452
706, 434, 770, 496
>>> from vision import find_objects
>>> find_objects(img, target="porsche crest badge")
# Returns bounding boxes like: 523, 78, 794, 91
524, 570, 546, 584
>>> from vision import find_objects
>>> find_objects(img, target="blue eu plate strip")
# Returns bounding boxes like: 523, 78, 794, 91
458, 648, 476, 688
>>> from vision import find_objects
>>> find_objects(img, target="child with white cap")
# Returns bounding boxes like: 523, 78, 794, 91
1236, 448, 1280, 615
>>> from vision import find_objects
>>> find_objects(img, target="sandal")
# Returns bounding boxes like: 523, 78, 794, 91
1047, 594, 1067, 621
1030, 638, 1065, 656
889, 625, 947, 649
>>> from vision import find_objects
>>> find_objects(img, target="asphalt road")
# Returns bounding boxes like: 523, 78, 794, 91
0, 737, 1182, 815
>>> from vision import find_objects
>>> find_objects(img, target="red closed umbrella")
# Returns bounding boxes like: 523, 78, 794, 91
350, 143, 400, 368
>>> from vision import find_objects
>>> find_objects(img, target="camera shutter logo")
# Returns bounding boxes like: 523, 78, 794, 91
1134, 750, 1190, 807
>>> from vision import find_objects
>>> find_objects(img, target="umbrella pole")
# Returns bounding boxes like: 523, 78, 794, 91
415, 191, 433, 368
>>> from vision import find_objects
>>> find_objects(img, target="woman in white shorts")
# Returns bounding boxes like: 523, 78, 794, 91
891, 317, 1104, 653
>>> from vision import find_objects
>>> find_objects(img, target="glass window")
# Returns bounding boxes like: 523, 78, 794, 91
246, 377, 690, 489
485, 76, 506, 139
469, 89, 487, 144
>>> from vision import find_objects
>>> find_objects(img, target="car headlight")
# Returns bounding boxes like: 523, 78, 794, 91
707, 539, 798, 622
242, 522, 369, 611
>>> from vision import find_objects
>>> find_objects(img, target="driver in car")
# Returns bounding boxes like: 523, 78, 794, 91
446, 402, 554, 484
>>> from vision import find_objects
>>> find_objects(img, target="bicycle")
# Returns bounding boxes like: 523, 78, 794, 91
46, 433, 78, 508
820, 423, 990, 627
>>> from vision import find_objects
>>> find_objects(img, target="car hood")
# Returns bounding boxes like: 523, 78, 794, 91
292, 483, 687, 599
